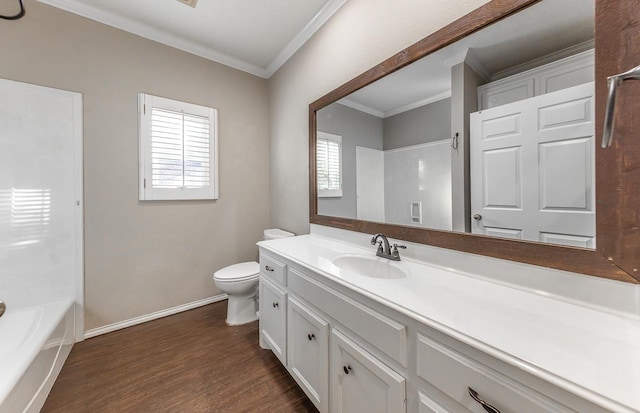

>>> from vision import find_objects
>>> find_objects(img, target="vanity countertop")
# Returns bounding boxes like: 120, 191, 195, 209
258, 234, 640, 413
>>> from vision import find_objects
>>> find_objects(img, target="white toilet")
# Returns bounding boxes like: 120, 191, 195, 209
214, 228, 294, 325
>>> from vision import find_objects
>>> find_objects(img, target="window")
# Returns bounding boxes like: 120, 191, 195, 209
316, 131, 342, 197
138, 93, 218, 200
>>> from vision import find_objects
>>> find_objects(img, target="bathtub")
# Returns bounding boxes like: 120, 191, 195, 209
0, 299, 75, 413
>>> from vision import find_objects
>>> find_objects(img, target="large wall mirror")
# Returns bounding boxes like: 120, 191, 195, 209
310, 0, 640, 283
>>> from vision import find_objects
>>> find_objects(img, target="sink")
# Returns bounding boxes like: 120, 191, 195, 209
331, 254, 408, 279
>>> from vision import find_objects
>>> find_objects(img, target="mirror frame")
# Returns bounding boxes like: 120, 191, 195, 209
309, 0, 640, 284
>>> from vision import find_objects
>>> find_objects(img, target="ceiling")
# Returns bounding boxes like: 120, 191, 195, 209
36, 0, 347, 78
339, 0, 594, 117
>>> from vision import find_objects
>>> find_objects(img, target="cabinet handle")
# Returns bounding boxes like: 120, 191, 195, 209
265, 265, 274, 272
272, 302, 279, 308
468, 388, 501, 413
343, 365, 352, 375
307, 333, 315, 341
602, 64, 640, 148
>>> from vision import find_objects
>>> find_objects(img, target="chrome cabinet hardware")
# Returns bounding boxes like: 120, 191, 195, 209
468, 387, 501, 413
307, 333, 315, 341
602, 64, 640, 148
343, 365, 352, 374
473, 214, 482, 221
272, 302, 279, 308
265, 265, 274, 272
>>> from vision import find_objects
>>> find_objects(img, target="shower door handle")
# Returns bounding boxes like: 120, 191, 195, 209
602, 64, 640, 148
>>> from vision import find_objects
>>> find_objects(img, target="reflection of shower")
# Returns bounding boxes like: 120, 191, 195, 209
0, 188, 51, 249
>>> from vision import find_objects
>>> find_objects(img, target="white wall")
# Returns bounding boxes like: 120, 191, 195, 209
269, 0, 491, 235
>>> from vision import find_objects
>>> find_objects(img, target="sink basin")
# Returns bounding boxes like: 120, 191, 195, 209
331, 254, 408, 279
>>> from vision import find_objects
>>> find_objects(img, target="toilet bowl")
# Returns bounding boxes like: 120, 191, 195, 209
214, 228, 294, 325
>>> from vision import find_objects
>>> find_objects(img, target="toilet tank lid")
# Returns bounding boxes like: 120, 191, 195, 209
264, 228, 294, 239
214, 262, 259, 280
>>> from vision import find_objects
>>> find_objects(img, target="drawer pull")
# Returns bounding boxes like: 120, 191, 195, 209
272, 302, 279, 308
343, 365, 352, 375
468, 388, 501, 413
265, 265, 274, 272
307, 333, 315, 341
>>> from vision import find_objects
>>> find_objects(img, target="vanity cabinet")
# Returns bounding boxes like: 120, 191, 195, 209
258, 247, 613, 413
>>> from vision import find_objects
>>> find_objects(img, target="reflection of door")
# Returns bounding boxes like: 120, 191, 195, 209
356, 146, 384, 222
470, 82, 595, 247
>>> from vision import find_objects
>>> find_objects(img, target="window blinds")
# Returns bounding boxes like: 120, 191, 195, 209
150, 108, 210, 189
317, 134, 341, 195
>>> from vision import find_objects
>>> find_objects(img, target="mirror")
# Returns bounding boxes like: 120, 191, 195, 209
310, 0, 640, 283
317, 0, 595, 248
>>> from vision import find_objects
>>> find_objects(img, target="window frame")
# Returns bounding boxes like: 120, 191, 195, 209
316, 131, 343, 198
138, 93, 219, 201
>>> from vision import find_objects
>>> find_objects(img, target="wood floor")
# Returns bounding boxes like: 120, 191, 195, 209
42, 301, 318, 413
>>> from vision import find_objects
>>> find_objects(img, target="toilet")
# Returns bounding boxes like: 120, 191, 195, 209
214, 228, 294, 325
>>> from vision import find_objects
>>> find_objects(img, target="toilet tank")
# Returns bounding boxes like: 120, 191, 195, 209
263, 228, 294, 240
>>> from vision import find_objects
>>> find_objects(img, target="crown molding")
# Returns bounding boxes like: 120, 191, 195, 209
265, 0, 347, 78
337, 98, 385, 118
444, 48, 491, 81
37, 0, 347, 79
383, 91, 451, 118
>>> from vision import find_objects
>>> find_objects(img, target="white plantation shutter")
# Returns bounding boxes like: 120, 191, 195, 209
139, 94, 218, 200
317, 131, 342, 197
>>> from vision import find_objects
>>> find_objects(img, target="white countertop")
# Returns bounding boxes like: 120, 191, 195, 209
258, 233, 640, 413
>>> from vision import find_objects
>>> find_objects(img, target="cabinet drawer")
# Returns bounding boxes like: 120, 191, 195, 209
416, 333, 571, 413
288, 267, 407, 367
260, 253, 287, 285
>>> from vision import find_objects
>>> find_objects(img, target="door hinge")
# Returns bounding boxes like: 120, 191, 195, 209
144, 104, 146, 114
144, 178, 146, 189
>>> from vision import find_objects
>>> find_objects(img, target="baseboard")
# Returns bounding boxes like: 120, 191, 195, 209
84, 294, 228, 339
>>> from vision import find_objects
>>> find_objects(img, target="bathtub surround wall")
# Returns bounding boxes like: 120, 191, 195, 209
0, 0, 270, 331
269, 0, 490, 235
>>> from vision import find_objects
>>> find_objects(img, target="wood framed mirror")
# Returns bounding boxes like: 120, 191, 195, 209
309, 0, 640, 283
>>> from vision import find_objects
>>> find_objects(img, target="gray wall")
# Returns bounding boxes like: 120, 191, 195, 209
451, 62, 484, 232
383, 98, 451, 150
317, 103, 383, 219
0, 0, 270, 331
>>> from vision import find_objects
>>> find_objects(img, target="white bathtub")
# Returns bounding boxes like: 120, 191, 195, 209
0, 300, 75, 413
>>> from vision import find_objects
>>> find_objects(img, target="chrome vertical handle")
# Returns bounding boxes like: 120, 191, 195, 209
602, 64, 640, 148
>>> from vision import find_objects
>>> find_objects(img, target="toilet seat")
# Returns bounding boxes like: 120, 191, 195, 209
213, 261, 259, 283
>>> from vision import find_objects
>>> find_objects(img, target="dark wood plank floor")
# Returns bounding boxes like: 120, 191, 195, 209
42, 301, 318, 413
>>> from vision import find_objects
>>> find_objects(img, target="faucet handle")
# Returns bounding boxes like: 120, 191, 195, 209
392, 244, 406, 258
375, 240, 384, 253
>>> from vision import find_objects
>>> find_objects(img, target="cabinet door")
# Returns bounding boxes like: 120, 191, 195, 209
259, 277, 287, 365
331, 329, 405, 413
287, 297, 329, 413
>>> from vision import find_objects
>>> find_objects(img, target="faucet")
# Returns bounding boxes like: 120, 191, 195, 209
370, 233, 406, 261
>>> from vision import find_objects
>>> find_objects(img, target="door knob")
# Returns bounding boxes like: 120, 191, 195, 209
473, 214, 482, 221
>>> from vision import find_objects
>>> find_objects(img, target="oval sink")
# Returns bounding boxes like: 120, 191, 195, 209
331, 254, 408, 279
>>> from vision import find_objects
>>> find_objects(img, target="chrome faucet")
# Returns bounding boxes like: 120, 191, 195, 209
370, 233, 406, 261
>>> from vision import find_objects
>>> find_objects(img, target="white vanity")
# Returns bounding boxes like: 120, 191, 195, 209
258, 227, 640, 413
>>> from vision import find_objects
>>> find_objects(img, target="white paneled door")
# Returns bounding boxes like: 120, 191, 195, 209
356, 146, 385, 222
470, 82, 595, 247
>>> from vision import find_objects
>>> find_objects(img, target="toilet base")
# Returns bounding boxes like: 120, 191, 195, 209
225, 293, 258, 326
